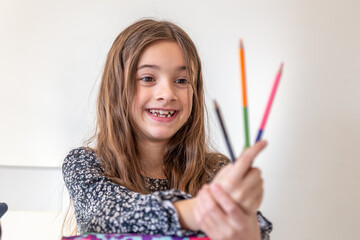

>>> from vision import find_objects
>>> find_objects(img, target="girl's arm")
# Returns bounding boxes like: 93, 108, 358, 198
62, 148, 198, 237
173, 198, 198, 231
63, 142, 270, 238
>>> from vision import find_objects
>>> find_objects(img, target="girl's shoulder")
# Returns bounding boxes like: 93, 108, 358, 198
206, 152, 230, 169
66, 147, 96, 157
205, 152, 231, 182
62, 147, 103, 176
63, 147, 97, 164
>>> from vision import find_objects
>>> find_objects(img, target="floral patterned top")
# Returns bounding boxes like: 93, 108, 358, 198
62, 147, 272, 238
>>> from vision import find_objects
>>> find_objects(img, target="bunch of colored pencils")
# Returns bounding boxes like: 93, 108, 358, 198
214, 39, 283, 162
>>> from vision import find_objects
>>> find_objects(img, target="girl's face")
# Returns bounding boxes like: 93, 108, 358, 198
131, 40, 193, 145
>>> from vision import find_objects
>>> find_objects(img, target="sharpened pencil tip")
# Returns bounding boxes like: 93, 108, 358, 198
213, 99, 219, 109
239, 38, 243, 49
279, 62, 284, 73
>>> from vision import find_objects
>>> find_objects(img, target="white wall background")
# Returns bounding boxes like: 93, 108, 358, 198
1, 0, 359, 239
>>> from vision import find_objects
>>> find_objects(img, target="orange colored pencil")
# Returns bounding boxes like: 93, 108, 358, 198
239, 39, 250, 148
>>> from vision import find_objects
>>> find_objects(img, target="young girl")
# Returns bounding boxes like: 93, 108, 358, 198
62, 19, 272, 240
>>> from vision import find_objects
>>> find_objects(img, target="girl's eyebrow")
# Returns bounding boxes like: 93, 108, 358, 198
137, 64, 186, 71
138, 64, 160, 70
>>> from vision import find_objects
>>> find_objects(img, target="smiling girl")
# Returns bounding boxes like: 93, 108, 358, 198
62, 19, 272, 240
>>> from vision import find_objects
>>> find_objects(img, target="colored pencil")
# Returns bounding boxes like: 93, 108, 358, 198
213, 100, 236, 163
255, 63, 284, 142
239, 39, 250, 148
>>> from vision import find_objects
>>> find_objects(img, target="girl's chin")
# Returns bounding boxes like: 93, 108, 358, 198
148, 135, 173, 142
143, 131, 177, 143
137, 125, 182, 143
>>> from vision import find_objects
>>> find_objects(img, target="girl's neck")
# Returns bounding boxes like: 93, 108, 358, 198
138, 139, 168, 179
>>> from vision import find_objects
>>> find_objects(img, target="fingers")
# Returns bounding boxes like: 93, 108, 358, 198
194, 185, 231, 237
235, 140, 267, 178
209, 183, 263, 232
213, 140, 266, 193
240, 180, 264, 213
212, 166, 264, 213
209, 183, 246, 221
209, 140, 267, 217
199, 184, 245, 239
253, 187, 264, 212
232, 168, 263, 209
195, 184, 263, 240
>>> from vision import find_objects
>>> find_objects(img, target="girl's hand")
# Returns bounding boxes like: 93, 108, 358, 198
212, 140, 267, 213
194, 184, 261, 240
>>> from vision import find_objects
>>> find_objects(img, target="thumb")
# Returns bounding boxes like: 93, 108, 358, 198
235, 140, 267, 178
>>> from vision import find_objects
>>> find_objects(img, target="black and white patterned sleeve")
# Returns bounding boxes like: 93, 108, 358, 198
62, 148, 196, 237
257, 211, 273, 240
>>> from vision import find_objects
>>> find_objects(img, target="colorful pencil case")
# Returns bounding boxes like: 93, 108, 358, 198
62, 233, 210, 240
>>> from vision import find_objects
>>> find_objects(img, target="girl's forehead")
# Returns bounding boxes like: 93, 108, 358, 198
137, 41, 186, 70
140, 41, 183, 57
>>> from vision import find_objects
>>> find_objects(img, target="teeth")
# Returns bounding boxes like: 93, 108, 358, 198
149, 109, 175, 118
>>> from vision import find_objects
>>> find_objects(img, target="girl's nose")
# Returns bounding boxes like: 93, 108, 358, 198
156, 80, 177, 102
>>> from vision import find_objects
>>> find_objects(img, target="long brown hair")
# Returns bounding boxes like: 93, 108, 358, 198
90, 19, 224, 196
62, 19, 228, 237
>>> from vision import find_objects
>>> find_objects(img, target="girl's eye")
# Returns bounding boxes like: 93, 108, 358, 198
140, 76, 155, 82
175, 78, 188, 85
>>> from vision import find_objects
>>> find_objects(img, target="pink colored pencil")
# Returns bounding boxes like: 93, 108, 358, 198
255, 63, 284, 142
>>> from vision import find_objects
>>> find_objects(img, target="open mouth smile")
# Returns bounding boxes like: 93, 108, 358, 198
147, 109, 177, 118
